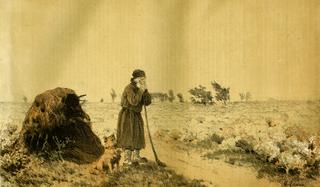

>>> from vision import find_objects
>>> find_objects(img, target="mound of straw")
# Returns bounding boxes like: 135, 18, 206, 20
18, 87, 103, 163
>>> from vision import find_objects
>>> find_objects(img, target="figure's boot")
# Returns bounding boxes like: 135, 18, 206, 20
133, 149, 148, 164
132, 149, 141, 162
123, 149, 132, 166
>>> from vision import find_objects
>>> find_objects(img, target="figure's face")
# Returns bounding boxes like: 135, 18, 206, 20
140, 77, 146, 84
135, 76, 146, 84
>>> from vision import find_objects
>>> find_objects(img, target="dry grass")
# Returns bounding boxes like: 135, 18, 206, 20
1, 100, 320, 186
19, 87, 104, 163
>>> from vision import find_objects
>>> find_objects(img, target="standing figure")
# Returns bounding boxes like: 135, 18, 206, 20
116, 69, 152, 165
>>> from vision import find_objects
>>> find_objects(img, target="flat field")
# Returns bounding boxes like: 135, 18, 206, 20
1, 101, 320, 186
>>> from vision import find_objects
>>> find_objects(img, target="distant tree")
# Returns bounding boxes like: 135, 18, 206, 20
161, 93, 169, 102
239, 92, 252, 102
245, 92, 251, 101
239, 93, 246, 101
189, 85, 213, 105
100, 98, 104, 103
168, 90, 175, 102
211, 81, 230, 105
22, 96, 28, 103
150, 92, 168, 102
110, 89, 117, 102
177, 93, 184, 103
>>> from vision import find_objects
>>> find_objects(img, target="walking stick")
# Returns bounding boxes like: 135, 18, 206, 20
144, 105, 166, 167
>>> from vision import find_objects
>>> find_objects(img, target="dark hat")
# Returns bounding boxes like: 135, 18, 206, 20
132, 69, 146, 78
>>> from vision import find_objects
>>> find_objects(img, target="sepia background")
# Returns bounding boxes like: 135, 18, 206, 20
0, 0, 319, 102
1, 1, 320, 186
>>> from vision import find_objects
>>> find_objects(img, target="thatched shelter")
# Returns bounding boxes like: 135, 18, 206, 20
18, 87, 104, 163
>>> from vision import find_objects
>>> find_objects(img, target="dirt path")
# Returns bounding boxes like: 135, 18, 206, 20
141, 139, 281, 187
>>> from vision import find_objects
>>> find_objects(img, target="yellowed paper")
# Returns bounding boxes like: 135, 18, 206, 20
1, 1, 319, 186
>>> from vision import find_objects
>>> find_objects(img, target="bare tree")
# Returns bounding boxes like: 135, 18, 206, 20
150, 92, 168, 102
239, 93, 246, 101
168, 90, 175, 102
110, 89, 117, 103
245, 92, 252, 101
177, 93, 184, 103
239, 92, 252, 102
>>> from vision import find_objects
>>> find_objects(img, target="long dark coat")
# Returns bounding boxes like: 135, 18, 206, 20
116, 82, 151, 150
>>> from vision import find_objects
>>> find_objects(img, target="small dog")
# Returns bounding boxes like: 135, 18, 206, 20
90, 134, 121, 174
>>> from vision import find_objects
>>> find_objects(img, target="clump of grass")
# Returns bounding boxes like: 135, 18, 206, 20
194, 138, 219, 150
202, 149, 319, 186
169, 129, 182, 140
38, 136, 74, 162
102, 162, 205, 187
235, 139, 254, 153
0, 151, 30, 173
209, 133, 224, 144
180, 133, 223, 150
0, 123, 19, 156
0, 123, 29, 174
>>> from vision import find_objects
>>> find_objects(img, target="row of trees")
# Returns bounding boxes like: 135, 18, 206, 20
239, 92, 251, 102
148, 81, 251, 105
188, 81, 252, 105
22, 85, 251, 104
104, 87, 251, 104
102, 89, 184, 103
188, 81, 230, 105
150, 90, 184, 103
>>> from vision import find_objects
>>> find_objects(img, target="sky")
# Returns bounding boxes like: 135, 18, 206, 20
0, 0, 319, 102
